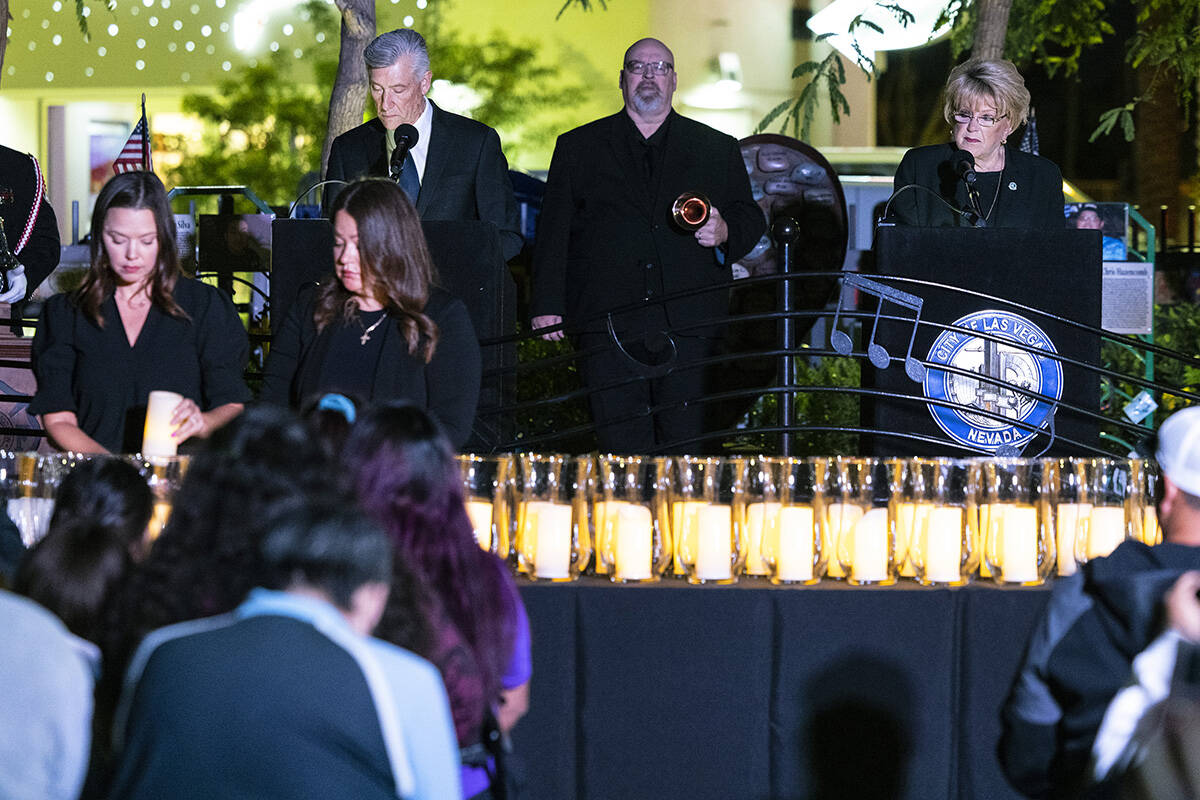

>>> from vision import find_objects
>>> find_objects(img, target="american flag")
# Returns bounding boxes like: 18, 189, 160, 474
114, 99, 152, 174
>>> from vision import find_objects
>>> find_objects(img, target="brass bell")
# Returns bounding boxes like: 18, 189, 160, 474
672, 192, 711, 231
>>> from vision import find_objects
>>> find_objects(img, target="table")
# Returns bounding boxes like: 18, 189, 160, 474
512, 578, 1052, 800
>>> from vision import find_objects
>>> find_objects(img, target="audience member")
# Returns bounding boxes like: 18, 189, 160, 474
300, 391, 361, 460
342, 403, 530, 800
108, 497, 460, 799
1, 458, 153, 800
1000, 405, 1200, 798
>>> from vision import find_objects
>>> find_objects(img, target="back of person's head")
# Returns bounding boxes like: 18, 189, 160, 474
1156, 407, 1200, 534
340, 402, 517, 700
15, 458, 153, 643
364, 28, 429, 74
300, 392, 360, 461
260, 495, 392, 611
110, 405, 331, 655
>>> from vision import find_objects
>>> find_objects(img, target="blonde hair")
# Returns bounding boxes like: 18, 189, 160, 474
942, 58, 1031, 128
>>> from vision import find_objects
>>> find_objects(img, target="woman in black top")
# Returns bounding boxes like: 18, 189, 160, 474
890, 58, 1064, 229
261, 178, 480, 448
30, 172, 249, 453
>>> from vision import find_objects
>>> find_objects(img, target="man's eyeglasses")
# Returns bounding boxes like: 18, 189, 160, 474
624, 60, 674, 76
952, 111, 1006, 127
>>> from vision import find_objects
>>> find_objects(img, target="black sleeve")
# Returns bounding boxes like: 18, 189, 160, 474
474, 126, 524, 262
891, 149, 921, 226
27, 295, 78, 417
425, 298, 481, 448
259, 289, 312, 406
322, 136, 348, 218
530, 136, 573, 320
716, 135, 766, 264
194, 285, 252, 408
1037, 159, 1066, 230
20, 198, 60, 296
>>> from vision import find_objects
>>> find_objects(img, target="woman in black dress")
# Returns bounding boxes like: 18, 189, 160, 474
261, 178, 480, 448
29, 172, 249, 453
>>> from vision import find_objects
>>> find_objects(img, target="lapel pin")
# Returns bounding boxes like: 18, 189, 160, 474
1008, 181, 1018, 191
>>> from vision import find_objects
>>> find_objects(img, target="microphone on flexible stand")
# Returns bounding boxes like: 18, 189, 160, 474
951, 149, 987, 226
389, 124, 419, 181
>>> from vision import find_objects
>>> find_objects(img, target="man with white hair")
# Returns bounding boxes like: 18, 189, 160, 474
324, 28, 522, 261
1000, 406, 1200, 799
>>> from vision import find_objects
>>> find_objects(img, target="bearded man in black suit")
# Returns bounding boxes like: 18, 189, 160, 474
531, 38, 765, 454
324, 28, 522, 262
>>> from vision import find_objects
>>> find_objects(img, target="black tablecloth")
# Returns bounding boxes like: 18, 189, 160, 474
512, 578, 1051, 800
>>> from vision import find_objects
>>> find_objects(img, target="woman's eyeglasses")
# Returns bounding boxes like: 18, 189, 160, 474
953, 111, 1007, 127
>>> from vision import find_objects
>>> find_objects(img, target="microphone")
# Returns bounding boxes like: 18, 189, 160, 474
951, 149, 977, 186
389, 124, 419, 181
878, 184, 986, 229
950, 149, 986, 224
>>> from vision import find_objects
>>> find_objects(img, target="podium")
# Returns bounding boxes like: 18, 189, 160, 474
270, 218, 516, 448
862, 226, 1102, 456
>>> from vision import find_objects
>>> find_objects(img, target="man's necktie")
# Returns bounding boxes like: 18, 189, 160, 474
399, 151, 420, 203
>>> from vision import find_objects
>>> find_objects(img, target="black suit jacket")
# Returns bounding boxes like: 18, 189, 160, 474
0, 145, 59, 297
324, 103, 523, 261
890, 142, 1064, 229
531, 111, 764, 337
259, 285, 481, 448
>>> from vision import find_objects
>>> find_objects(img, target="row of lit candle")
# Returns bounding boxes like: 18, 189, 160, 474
458, 455, 1162, 586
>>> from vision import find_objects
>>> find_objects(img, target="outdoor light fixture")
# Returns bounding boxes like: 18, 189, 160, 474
806, 0, 951, 67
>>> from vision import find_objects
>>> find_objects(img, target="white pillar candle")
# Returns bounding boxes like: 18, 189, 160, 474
850, 507, 889, 583
1086, 506, 1127, 560
526, 501, 573, 579
614, 503, 654, 581
744, 501, 780, 576
694, 504, 733, 581
143, 390, 184, 457
1055, 502, 1092, 576
921, 507, 964, 584
6, 497, 55, 548
824, 503, 864, 578
465, 500, 493, 551
894, 502, 932, 578
774, 505, 814, 582
998, 504, 1039, 583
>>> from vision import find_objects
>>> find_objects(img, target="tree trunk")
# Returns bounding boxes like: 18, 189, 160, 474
971, 0, 1013, 61
321, 0, 375, 175
0, 0, 10, 87
1134, 66, 1184, 245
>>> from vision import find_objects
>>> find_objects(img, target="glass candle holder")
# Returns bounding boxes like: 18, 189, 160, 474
764, 457, 822, 585
516, 454, 591, 581
826, 457, 895, 586
126, 454, 190, 543
458, 453, 516, 557
595, 455, 671, 583
5, 452, 83, 548
891, 457, 932, 580
671, 456, 745, 585
980, 459, 1054, 585
909, 459, 975, 586
742, 456, 783, 578
1133, 460, 1162, 545
1079, 458, 1134, 564
1045, 458, 1091, 577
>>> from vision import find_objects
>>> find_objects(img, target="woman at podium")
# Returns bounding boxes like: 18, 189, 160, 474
261, 178, 480, 448
29, 172, 250, 454
890, 58, 1064, 229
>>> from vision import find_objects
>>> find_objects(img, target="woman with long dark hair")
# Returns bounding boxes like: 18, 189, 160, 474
341, 402, 530, 800
29, 171, 250, 454
262, 178, 480, 447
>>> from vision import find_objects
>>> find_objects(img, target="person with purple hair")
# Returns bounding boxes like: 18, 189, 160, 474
341, 402, 530, 800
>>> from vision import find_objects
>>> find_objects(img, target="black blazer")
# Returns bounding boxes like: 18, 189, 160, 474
0, 145, 59, 297
260, 286, 481, 448
531, 111, 765, 337
890, 142, 1064, 229
324, 103, 523, 261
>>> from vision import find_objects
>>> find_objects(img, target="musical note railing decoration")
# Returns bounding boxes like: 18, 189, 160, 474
830, 273, 927, 383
